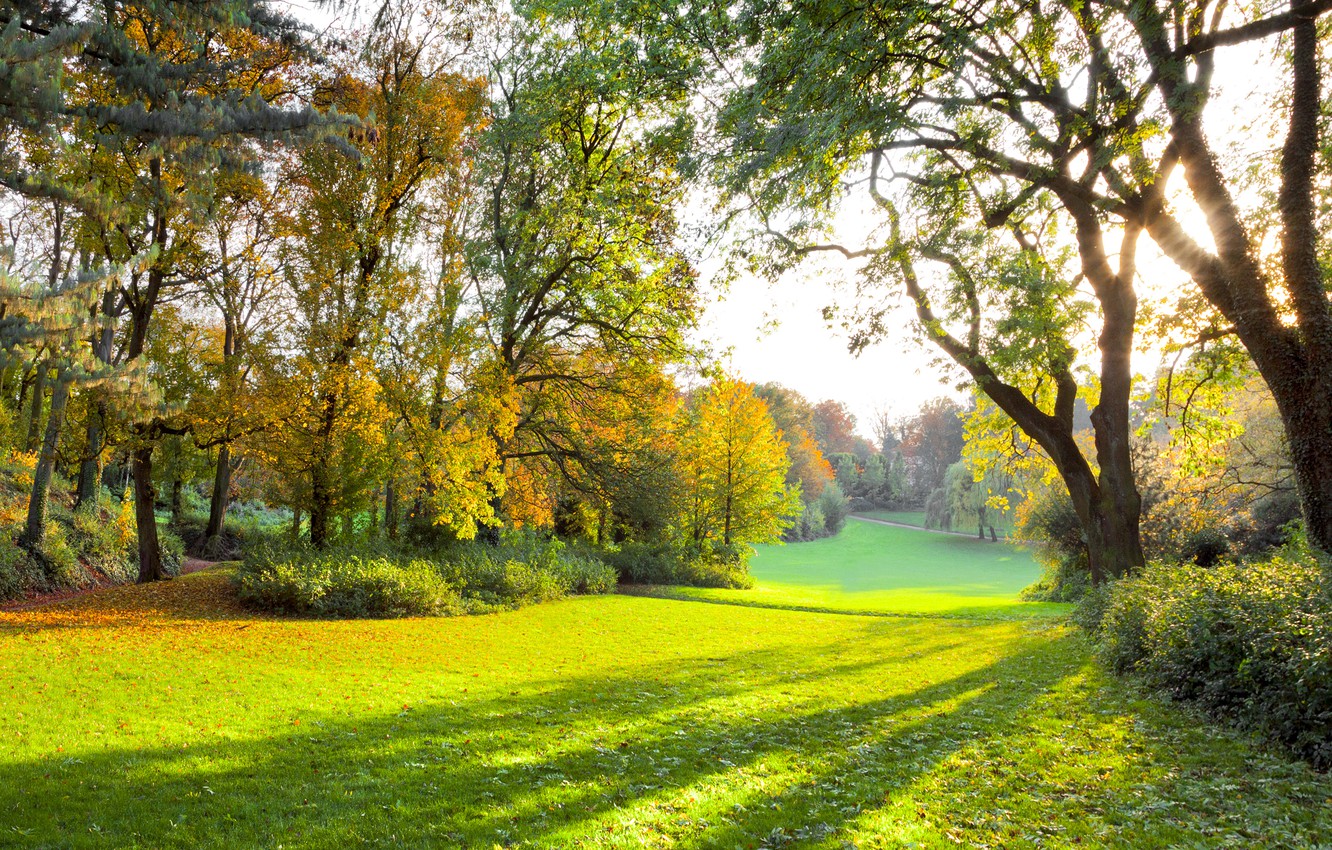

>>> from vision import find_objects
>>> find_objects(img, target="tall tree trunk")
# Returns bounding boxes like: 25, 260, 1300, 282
133, 444, 164, 583
76, 288, 120, 509
203, 444, 233, 547
897, 212, 1145, 584
309, 464, 332, 549
74, 405, 105, 508
291, 506, 302, 542
1136, 4, 1332, 554
368, 485, 380, 537
24, 365, 46, 453
204, 316, 238, 551
169, 474, 183, 526
385, 478, 399, 540
19, 376, 71, 558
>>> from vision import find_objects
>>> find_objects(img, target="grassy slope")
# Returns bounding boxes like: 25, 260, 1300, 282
856, 509, 928, 528
858, 509, 1015, 537
1, 570, 1330, 849
677, 518, 1065, 617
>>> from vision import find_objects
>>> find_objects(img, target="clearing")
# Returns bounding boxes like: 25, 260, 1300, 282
672, 517, 1063, 617
1, 532, 1329, 848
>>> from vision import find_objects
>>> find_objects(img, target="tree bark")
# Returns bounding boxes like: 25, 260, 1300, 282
894, 209, 1145, 584
74, 404, 105, 508
133, 445, 164, 583
309, 464, 332, 549
20, 376, 70, 559
385, 478, 399, 540
24, 364, 46, 453
203, 443, 233, 548
77, 288, 120, 509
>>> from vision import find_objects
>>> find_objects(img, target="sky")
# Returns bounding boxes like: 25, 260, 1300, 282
686, 36, 1279, 442
691, 260, 957, 439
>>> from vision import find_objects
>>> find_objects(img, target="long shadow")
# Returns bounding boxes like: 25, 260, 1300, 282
622, 584, 1068, 622
0, 628, 1075, 850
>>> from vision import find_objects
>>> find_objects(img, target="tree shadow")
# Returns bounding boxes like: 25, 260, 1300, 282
0, 627, 1078, 849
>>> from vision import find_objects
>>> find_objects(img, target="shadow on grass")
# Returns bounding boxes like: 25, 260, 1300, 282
0, 627, 1079, 850
621, 584, 1069, 622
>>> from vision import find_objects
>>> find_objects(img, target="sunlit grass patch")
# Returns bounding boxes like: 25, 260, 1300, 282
0, 567, 1328, 848
678, 518, 1065, 617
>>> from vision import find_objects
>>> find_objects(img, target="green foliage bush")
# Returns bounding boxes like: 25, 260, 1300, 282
0, 544, 43, 599
236, 550, 463, 618
1096, 548, 1332, 767
602, 540, 753, 589
783, 482, 850, 542
818, 482, 849, 535
68, 506, 136, 581
235, 537, 616, 618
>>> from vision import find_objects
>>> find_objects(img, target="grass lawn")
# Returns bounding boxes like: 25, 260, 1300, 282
675, 518, 1064, 617
855, 509, 928, 528
2, 569, 1331, 848
858, 509, 1014, 538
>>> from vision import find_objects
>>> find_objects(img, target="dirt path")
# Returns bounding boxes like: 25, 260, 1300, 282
0, 557, 220, 613
850, 514, 999, 540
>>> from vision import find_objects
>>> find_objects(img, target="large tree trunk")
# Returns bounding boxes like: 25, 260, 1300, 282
385, 478, 398, 540
76, 288, 120, 509
898, 209, 1145, 584
1135, 4, 1332, 554
309, 463, 332, 549
203, 444, 233, 549
24, 365, 46, 453
20, 376, 71, 558
74, 406, 105, 508
133, 445, 164, 583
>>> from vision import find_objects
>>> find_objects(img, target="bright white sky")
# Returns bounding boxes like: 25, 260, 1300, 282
690, 255, 949, 438
687, 34, 1282, 440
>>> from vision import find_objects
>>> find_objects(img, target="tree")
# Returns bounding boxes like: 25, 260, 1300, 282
643, 0, 1163, 581
3, 0, 320, 581
282, 17, 486, 548
898, 398, 966, 505
665, 0, 1332, 560
469, 8, 699, 515
753, 383, 834, 502
680, 375, 798, 547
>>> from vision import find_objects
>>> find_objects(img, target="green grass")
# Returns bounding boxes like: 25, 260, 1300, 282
858, 509, 1015, 538
856, 509, 928, 528
676, 518, 1064, 618
2, 567, 1330, 849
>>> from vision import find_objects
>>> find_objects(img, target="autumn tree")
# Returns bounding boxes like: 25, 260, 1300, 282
753, 383, 835, 502
468, 7, 698, 515
624, 0, 1167, 581
652, 0, 1332, 563
680, 375, 798, 548
281, 14, 486, 548
898, 398, 966, 505
2, 0, 320, 581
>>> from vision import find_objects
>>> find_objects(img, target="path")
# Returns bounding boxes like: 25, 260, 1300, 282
0, 557, 219, 613
850, 514, 1002, 540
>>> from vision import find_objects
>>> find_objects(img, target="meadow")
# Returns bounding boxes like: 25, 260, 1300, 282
857, 510, 1015, 539
672, 518, 1062, 617
2, 528, 1331, 848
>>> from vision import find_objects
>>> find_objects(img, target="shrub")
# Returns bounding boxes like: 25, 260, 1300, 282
0, 543, 43, 600
603, 540, 753, 589
818, 482, 849, 536
159, 526, 185, 577
37, 523, 86, 589
68, 506, 136, 582
1096, 548, 1332, 767
236, 550, 463, 618
234, 538, 616, 618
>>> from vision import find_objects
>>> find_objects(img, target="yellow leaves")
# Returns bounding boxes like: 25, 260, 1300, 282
682, 374, 798, 545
